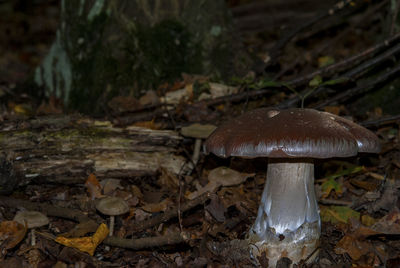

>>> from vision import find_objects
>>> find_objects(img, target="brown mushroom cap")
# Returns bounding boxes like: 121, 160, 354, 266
204, 108, 380, 159
13, 211, 49, 228
96, 197, 129, 216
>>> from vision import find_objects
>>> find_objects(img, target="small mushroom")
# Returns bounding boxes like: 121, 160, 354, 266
204, 108, 380, 267
96, 196, 129, 237
186, 167, 254, 200
180, 123, 216, 173
13, 211, 49, 246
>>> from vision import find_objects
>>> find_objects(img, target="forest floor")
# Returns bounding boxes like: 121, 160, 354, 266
0, 1, 400, 267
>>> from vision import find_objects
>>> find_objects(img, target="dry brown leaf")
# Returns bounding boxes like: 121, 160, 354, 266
161, 85, 192, 105
371, 210, 400, 234
186, 167, 254, 200
100, 178, 123, 195
182, 103, 218, 122
36, 95, 63, 115
131, 185, 144, 200
350, 178, 379, 191
141, 198, 172, 213
205, 194, 227, 222
84, 173, 103, 200
209, 82, 238, 98
334, 235, 372, 260
133, 208, 152, 222
181, 73, 209, 84
139, 90, 160, 106
133, 119, 160, 130
60, 220, 99, 238
108, 96, 142, 113
158, 167, 180, 190
0, 221, 27, 249
370, 178, 398, 212
324, 105, 345, 115
209, 167, 255, 187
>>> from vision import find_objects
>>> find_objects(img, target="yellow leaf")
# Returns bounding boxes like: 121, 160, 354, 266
321, 177, 343, 198
309, 75, 323, 87
216, 104, 224, 111
92, 223, 109, 245
317, 165, 364, 183
318, 56, 335, 68
55, 223, 109, 255
133, 119, 159, 130
361, 214, 376, 227
13, 104, 32, 115
320, 205, 360, 224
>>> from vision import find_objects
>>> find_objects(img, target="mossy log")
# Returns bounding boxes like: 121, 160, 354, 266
0, 115, 185, 191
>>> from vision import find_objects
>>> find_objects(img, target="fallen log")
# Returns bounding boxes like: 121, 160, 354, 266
0, 115, 185, 191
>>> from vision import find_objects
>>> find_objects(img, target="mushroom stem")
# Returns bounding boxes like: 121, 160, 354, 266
105, 215, 116, 251
192, 138, 202, 165
248, 160, 320, 266
109, 215, 115, 237
31, 229, 36, 246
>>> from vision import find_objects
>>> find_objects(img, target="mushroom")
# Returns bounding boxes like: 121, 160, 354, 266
13, 211, 49, 246
204, 108, 380, 266
180, 123, 216, 173
96, 196, 129, 237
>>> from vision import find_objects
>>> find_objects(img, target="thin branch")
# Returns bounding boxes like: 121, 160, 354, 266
0, 196, 93, 224
104, 231, 189, 249
319, 199, 353, 206
194, 32, 400, 111
313, 61, 400, 109
389, 0, 400, 35
360, 114, 400, 128
342, 42, 400, 79
129, 192, 211, 233
277, 38, 400, 109
286, 28, 400, 87
265, 0, 356, 69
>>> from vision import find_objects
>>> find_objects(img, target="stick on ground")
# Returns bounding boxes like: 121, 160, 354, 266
129, 193, 211, 233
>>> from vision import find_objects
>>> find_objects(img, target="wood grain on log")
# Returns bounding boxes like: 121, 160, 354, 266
0, 115, 185, 189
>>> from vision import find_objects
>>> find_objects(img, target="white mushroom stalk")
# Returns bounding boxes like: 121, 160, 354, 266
249, 160, 320, 265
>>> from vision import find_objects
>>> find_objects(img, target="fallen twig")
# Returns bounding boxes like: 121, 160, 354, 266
36, 229, 189, 251
313, 61, 400, 109
192, 31, 400, 111
319, 199, 353, 206
342, 42, 400, 79
277, 34, 400, 109
265, 0, 357, 69
0, 196, 93, 223
105, 231, 189, 249
286, 31, 400, 87
361, 114, 400, 128
130, 193, 211, 233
